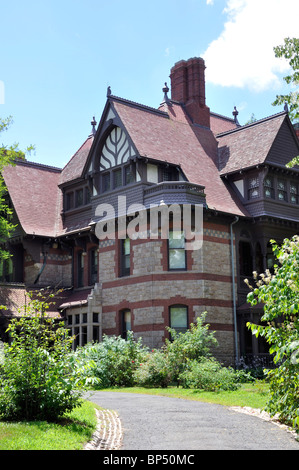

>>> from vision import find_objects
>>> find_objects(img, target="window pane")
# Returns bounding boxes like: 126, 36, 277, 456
169, 249, 186, 269
264, 177, 274, 198
76, 189, 84, 207
93, 312, 99, 323
113, 169, 122, 188
123, 238, 130, 255
66, 192, 73, 210
169, 231, 185, 248
93, 326, 100, 342
124, 310, 131, 330
170, 307, 187, 328
125, 166, 135, 184
102, 173, 110, 192
121, 238, 130, 276
290, 183, 298, 204
121, 310, 131, 339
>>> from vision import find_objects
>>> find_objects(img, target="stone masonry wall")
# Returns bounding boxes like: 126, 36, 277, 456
99, 222, 237, 358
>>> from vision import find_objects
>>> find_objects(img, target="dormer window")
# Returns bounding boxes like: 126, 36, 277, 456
64, 186, 91, 211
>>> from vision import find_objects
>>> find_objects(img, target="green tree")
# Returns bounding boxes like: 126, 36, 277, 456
246, 236, 299, 429
272, 38, 299, 169
272, 37, 299, 123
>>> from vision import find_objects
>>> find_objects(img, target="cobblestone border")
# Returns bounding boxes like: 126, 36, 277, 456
84, 409, 123, 450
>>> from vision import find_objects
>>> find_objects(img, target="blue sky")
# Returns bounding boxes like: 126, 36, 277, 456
1, 0, 298, 168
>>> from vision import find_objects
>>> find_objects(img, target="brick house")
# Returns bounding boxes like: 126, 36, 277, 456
1, 57, 299, 364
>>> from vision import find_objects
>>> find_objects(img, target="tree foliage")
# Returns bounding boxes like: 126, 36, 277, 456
246, 237, 299, 428
272, 37, 299, 124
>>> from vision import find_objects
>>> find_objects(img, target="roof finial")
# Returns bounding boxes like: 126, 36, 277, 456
284, 102, 289, 113
91, 116, 97, 136
107, 86, 111, 97
162, 82, 170, 103
232, 106, 240, 125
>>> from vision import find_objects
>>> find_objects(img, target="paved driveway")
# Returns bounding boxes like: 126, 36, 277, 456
86, 391, 299, 451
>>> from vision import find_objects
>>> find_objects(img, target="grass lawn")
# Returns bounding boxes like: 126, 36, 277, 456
0, 399, 99, 450
0, 381, 269, 450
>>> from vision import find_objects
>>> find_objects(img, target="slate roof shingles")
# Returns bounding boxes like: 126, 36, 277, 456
112, 99, 248, 216
217, 112, 286, 175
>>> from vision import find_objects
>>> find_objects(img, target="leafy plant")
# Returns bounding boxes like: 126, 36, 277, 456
165, 313, 218, 384
246, 236, 299, 428
178, 357, 250, 392
0, 290, 96, 421
76, 331, 148, 388
133, 349, 171, 388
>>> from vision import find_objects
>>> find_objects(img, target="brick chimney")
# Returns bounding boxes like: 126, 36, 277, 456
170, 57, 210, 128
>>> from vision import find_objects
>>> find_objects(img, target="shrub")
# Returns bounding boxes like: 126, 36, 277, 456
165, 313, 218, 384
133, 349, 171, 388
76, 331, 148, 388
0, 291, 95, 421
178, 357, 245, 391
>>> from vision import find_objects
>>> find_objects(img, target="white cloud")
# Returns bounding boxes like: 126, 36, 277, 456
203, 0, 299, 92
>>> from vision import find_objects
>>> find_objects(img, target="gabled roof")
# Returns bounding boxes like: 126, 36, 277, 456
109, 96, 249, 216
210, 112, 238, 135
217, 112, 289, 175
2, 160, 62, 237
60, 135, 94, 186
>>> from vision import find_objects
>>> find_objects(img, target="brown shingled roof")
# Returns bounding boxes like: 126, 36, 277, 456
111, 97, 248, 216
217, 112, 286, 175
60, 136, 94, 185
2, 161, 62, 237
